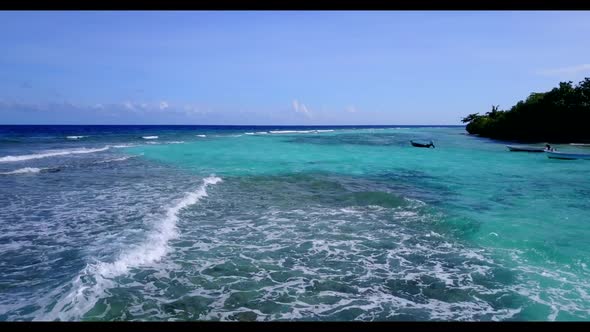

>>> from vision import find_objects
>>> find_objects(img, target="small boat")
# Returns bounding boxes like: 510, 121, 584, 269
506, 145, 546, 152
410, 140, 435, 148
546, 150, 590, 160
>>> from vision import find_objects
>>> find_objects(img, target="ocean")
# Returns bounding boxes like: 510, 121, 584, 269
0, 125, 589, 321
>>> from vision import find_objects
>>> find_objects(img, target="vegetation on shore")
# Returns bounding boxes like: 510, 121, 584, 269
462, 78, 590, 142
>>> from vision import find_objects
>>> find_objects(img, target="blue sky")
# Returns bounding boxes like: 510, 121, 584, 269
1, 11, 590, 125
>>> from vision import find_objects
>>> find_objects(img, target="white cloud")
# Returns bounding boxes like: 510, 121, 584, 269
292, 99, 312, 118
121, 101, 168, 112
345, 105, 357, 113
123, 101, 136, 111
1, 100, 214, 123
537, 64, 590, 77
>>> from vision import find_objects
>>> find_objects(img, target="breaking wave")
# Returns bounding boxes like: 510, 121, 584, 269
0, 147, 110, 163
0, 167, 45, 175
36, 176, 223, 321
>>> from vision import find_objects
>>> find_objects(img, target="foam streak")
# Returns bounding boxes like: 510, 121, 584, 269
37, 176, 222, 321
0, 147, 110, 163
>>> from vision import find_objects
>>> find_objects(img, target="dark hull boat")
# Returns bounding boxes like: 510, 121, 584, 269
410, 140, 435, 148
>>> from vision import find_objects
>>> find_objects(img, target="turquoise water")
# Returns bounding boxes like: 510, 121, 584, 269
1, 125, 589, 321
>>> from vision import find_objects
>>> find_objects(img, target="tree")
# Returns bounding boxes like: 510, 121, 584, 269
462, 77, 590, 142
486, 105, 501, 119
461, 113, 480, 123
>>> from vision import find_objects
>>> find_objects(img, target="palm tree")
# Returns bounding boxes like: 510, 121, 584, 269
461, 113, 480, 123
486, 105, 501, 119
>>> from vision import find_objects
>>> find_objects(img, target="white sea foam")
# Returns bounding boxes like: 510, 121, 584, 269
269, 130, 315, 134
103, 156, 133, 163
166, 141, 185, 144
196, 135, 206, 138
111, 144, 135, 148
142, 136, 158, 140
94, 154, 141, 164
0, 167, 44, 175
244, 131, 269, 135
38, 176, 222, 321
180, 203, 535, 321
94, 175, 222, 278
0, 146, 110, 163
393, 211, 418, 218
66, 136, 86, 140
20, 179, 587, 322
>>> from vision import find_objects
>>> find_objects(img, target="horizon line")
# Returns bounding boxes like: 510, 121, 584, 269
0, 124, 466, 127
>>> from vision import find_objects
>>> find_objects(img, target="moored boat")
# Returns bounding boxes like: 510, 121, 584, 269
546, 150, 590, 160
410, 140, 435, 148
506, 145, 546, 152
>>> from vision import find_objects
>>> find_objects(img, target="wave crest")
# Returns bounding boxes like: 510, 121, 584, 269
0, 147, 110, 163
37, 176, 222, 321
0, 167, 44, 175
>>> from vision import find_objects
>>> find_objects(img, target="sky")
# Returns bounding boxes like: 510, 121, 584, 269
1, 11, 590, 125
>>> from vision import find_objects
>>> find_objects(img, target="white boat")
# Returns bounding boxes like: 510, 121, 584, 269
546, 150, 590, 160
506, 145, 546, 152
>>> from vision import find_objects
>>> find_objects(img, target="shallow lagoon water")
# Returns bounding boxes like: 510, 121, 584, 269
0, 125, 589, 321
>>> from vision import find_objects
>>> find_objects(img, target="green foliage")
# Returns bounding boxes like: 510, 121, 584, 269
461, 113, 481, 123
462, 78, 590, 142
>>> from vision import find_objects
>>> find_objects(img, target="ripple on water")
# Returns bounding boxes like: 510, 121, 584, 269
66, 174, 539, 321
2, 158, 590, 321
